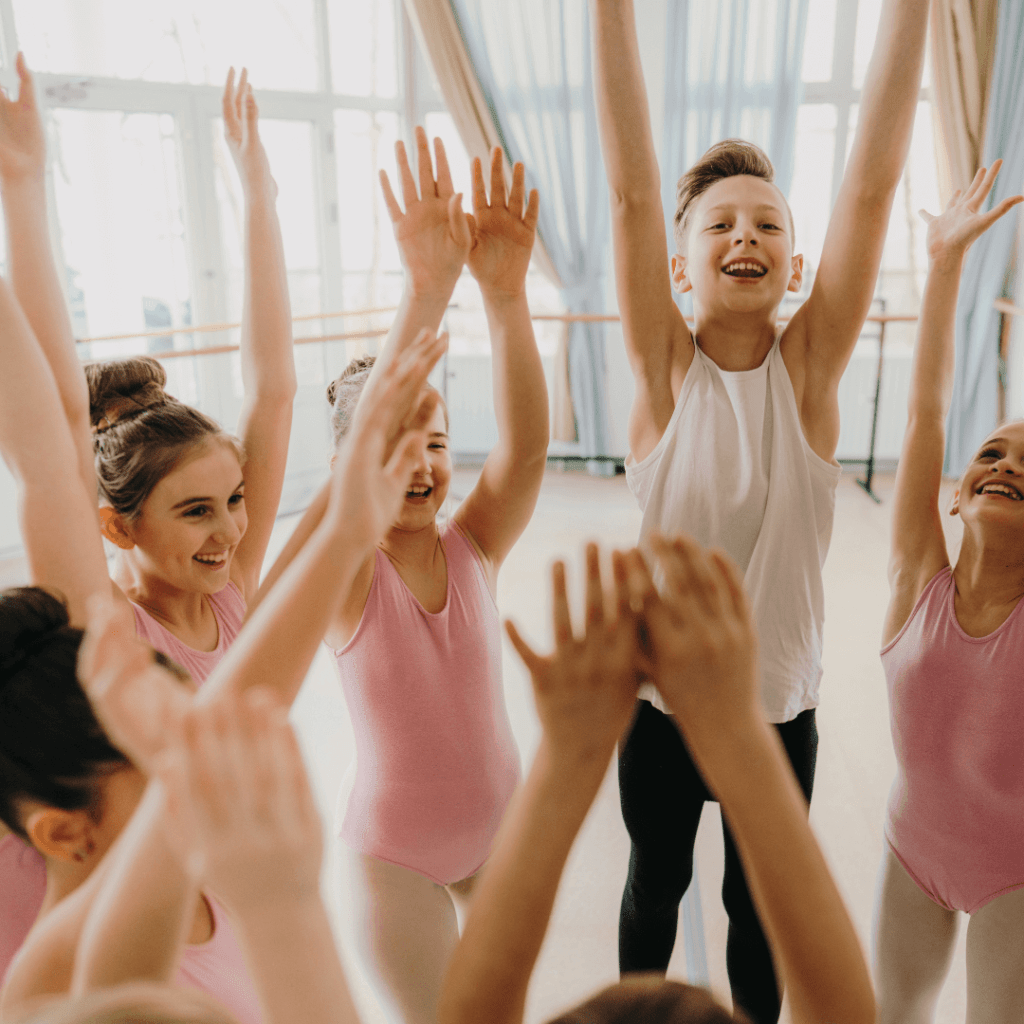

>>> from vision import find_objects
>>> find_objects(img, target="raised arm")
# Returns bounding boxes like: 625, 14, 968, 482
789, 0, 929, 452
452, 150, 548, 577
637, 535, 875, 1024
0, 54, 94, 492
882, 164, 1023, 645
223, 69, 298, 600
590, 0, 690, 456
0, 276, 110, 624
439, 545, 640, 1024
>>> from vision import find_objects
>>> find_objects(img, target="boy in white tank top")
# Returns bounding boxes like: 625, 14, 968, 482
591, 1, 929, 1020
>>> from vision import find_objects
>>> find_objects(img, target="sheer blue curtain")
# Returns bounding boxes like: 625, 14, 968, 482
945, 1, 1024, 474
449, 0, 610, 456
661, 0, 809, 253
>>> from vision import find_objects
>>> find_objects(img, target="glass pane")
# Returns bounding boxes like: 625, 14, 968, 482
50, 109, 191, 358
334, 109, 401, 309
801, 0, 837, 83
14, 0, 318, 90
327, 0, 398, 97
852, 0, 884, 89
788, 104, 838, 279
424, 111, 472, 199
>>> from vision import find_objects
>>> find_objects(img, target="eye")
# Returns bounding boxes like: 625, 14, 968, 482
429, 442, 447, 450
761, 222, 781, 231
183, 505, 209, 518
709, 222, 730, 231
979, 448, 1001, 460
228, 492, 245, 505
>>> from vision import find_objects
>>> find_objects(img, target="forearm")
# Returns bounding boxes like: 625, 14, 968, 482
907, 256, 963, 422
72, 783, 197, 993
685, 718, 875, 1024
482, 291, 549, 462
590, 0, 661, 201
439, 741, 608, 1024
233, 898, 360, 1024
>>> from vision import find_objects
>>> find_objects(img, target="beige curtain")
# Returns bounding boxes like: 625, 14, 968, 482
929, 0, 1000, 203
402, 0, 577, 441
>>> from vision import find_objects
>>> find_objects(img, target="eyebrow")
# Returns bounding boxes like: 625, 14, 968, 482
429, 431, 449, 438
980, 438, 1007, 448
705, 203, 785, 216
170, 480, 245, 510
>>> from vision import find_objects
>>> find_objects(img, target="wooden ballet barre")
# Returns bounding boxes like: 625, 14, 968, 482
995, 298, 1024, 318
532, 312, 919, 324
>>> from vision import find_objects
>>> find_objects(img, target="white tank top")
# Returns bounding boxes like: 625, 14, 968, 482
625, 333, 840, 723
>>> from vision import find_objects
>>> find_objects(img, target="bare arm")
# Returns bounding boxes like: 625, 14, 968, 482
788, 0, 929, 457
0, 276, 111, 624
590, 0, 689, 457
222, 70, 298, 601
0, 54, 94, 493
453, 151, 548, 576
882, 165, 1023, 644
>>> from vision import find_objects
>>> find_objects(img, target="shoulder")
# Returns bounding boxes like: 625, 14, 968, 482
882, 563, 951, 651
324, 551, 377, 652
446, 516, 498, 599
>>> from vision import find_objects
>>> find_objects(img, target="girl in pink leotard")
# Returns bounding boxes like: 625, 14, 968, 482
0, 61, 294, 982
874, 163, 1024, 1023
262, 130, 548, 1024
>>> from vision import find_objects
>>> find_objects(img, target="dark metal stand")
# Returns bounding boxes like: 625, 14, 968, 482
856, 301, 886, 503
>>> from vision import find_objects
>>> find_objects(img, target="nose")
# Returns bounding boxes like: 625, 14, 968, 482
733, 231, 757, 247
411, 440, 431, 476
212, 506, 243, 545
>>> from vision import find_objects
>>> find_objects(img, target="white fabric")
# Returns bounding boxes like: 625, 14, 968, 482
625, 333, 840, 723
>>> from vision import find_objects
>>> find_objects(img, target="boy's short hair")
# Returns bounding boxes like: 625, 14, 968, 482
673, 139, 794, 251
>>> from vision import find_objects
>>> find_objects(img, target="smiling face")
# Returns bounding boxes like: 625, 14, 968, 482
671, 175, 802, 317
390, 394, 451, 533
954, 422, 1024, 530
121, 439, 247, 594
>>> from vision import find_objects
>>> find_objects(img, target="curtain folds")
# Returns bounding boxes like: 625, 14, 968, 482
661, 0, 809, 251
929, 0, 999, 203
945, 0, 1024, 473
406, 0, 610, 455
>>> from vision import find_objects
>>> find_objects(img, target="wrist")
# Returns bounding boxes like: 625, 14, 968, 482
0, 169, 46, 197
480, 286, 529, 308
535, 734, 615, 782
927, 251, 967, 275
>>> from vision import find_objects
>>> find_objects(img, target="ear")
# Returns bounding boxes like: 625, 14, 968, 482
98, 507, 135, 550
670, 253, 692, 294
950, 488, 961, 516
787, 252, 804, 293
24, 806, 95, 864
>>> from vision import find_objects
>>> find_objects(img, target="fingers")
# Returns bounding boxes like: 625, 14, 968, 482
918, 208, 935, 224
611, 549, 632, 625
395, 139, 418, 210
433, 136, 454, 198
414, 126, 435, 200
471, 156, 488, 217
583, 543, 604, 632
550, 560, 573, 648
236, 68, 249, 123
504, 619, 544, 676
980, 193, 1024, 230
507, 160, 525, 220
383, 426, 428, 486
449, 192, 472, 250
709, 548, 748, 620
962, 165, 989, 205
489, 146, 507, 209
523, 188, 540, 233
14, 53, 34, 105
379, 169, 403, 223
244, 83, 259, 134
222, 67, 236, 123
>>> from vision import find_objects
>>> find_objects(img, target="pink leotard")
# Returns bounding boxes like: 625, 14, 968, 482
333, 521, 521, 885
883, 566, 1024, 913
0, 583, 246, 983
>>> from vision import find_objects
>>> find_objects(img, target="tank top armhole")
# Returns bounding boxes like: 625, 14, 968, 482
880, 565, 952, 657
331, 550, 382, 657
445, 519, 498, 610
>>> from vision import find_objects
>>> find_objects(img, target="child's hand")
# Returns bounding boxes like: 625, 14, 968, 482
77, 598, 193, 772
0, 53, 46, 185
922, 160, 1023, 267
625, 535, 759, 740
157, 690, 323, 909
222, 67, 276, 201
330, 327, 447, 547
506, 544, 640, 764
380, 127, 471, 299
466, 149, 539, 300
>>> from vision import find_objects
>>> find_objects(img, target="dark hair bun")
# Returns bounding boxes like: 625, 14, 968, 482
86, 356, 169, 430
326, 355, 376, 407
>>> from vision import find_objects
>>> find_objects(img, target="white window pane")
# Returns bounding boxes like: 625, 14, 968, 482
789, 104, 837, 276
51, 109, 190, 357
15, 0, 318, 90
213, 118, 322, 329
852, 0, 884, 90
802, 0, 836, 83
328, 0, 398, 97
424, 111, 472, 199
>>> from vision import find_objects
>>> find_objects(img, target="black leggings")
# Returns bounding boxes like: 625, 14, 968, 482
618, 700, 817, 1024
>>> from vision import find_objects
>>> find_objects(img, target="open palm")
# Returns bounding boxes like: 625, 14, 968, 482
923, 160, 1023, 262
223, 67, 276, 199
467, 148, 539, 298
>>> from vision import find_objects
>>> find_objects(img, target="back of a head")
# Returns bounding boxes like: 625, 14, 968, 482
0, 587, 129, 841
15, 983, 239, 1024
547, 976, 746, 1024
326, 354, 377, 449
86, 356, 240, 521
673, 139, 788, 251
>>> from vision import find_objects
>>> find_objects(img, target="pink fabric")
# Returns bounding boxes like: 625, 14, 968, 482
883, 566, 1024, 913
334, 521, 521, 885
176, 895, 263, 1024
131, 581, 246, 686
0, 583, 246, 984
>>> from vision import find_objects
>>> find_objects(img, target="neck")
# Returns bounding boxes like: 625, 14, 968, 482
40, 855, 94, 914
380, 519, 444, 571
691, 304, 779, 371
112, 553, 210, 630
953, 529, 1024, 607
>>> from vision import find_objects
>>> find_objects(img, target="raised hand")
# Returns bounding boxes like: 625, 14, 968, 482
921, 160, 1023, 267
380, 127, 471, 299
505, 544, 640, 762
222, 67, 276, 200
467, 149, 539, 299
625, 534, 759, 740
77, 598, 194, 772
0, 53, 45, 184
157, 689, 322, 909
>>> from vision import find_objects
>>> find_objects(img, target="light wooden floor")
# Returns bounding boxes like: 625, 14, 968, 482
281, 466, 970, 1024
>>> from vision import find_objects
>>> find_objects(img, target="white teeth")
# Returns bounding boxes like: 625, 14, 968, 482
723, 261, 767, 276
979, 483, 1022, 500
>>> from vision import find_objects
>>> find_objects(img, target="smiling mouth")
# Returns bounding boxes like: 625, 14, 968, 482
193, 552, 229, 567
722, 261, 767, 278
406, 486, 432, 500
977, 482, 1023, 500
